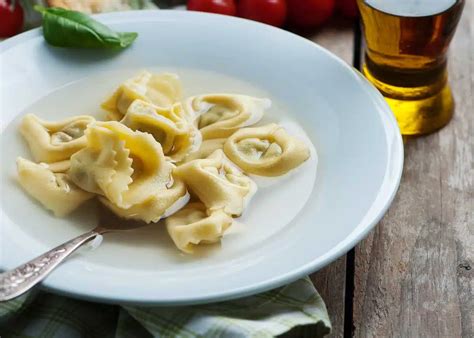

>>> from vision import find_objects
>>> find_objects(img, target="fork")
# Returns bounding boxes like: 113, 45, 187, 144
0, 207, 147, 302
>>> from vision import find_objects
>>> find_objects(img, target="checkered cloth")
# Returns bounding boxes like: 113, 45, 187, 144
0, 277, 330, 337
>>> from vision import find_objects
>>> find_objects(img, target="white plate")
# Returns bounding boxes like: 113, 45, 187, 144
0, 10, 403, 305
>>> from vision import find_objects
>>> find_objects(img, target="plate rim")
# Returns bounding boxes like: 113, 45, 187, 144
0, 10, 404, 305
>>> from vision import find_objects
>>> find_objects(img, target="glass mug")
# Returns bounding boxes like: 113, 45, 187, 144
357, 0, 465, 135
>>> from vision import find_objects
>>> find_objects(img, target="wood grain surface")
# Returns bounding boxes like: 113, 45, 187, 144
353, 1, 473, 337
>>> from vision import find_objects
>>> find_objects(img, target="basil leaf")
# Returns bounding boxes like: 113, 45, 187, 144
34, 6, 138, 49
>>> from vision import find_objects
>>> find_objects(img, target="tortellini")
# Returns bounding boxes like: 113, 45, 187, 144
15, 70, 314, 255
20, 114, 95, 163
44, 160, 71, 173
121, 100, 201, 162
224, 124, 310, 176
100, 179, 189, 224
102, 71, 183, 121
174, 150, 256, 216
17, 157, 94, 216
186, 94, 270, 139
181, 138, 226, 163
166, 203, 233, 253
69, 121, 173, 209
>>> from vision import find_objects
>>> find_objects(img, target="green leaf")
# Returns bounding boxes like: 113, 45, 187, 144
34, 5, 138, 49
118, 32, 139, 48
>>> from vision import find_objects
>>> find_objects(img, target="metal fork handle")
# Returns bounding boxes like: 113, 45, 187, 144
0, 229, 101, 302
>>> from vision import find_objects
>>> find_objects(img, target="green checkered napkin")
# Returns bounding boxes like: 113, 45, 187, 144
0, 277, 330, 337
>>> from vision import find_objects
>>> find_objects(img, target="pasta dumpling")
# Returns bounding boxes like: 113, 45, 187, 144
165, 203, 233, 253
102, 71, 183, 120
43, 160, 71, 173
185, 94, 270, 139
121, 100, 201, 162
17, 157, 94, 217
69, 121, 173, 208
13, 69, 316, 255
174, 150, 256, 216
20, 114, 95, 163
223, 123, 310, 177
100, 178, 189, 224
181, 138, 226, 163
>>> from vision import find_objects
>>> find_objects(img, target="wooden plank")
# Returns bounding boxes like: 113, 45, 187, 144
309, 257, 348, 338
353, 2, 473, 337
282, 20, 355, 338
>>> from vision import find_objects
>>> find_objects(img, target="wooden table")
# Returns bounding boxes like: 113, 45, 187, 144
286, 2, 473, 337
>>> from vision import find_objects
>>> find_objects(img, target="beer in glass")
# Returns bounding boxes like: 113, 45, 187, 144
357, 0, 465, 135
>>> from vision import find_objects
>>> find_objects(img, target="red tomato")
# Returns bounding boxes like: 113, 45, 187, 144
0, 0, 24, 37
337, 0, 359, 18
287, 0, 335, 28
237, 0, 287, 27
187, 0, 237, 16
